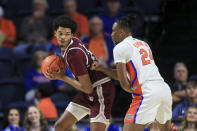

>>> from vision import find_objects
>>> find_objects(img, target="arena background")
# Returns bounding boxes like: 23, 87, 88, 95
0, 0, 196, 130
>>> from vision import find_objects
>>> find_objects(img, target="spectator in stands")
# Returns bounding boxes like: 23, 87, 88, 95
36, 83, 58, 119
172, 80, 197, 119
98, 0, 124, 34
20, 0, 52, 44
2, 108, 23, 131
25, 51, 72, 103
0, 6, 16, 48
82, 16, 114, 67
172, 62, 188, 104
179, 106, 197, 131
63, 0, 89, 39
24, 105, 52, 131
25, 51, 51, 103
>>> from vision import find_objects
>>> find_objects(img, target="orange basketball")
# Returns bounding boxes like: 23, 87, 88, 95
41, 55, 66, 77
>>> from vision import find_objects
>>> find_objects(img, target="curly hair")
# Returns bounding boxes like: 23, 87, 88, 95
53, 15, 77, 34
179, 106, 197, 131
24, 105, 50, 131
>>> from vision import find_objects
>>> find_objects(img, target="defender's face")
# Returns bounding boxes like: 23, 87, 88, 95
55, 27, 73, 49
111, 22, 122, 44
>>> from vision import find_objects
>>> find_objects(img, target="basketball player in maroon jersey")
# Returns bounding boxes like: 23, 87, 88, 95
46, 16, 115, 131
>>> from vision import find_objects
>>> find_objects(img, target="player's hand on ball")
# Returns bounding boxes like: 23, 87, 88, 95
46, 67, 65, 80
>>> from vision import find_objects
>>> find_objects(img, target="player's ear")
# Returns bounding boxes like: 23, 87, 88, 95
54, 30, 57, 37
120, 29, 127, 37
119, 30, 124, 37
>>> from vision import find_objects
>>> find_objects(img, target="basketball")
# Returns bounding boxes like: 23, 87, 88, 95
41, 55, 66, 77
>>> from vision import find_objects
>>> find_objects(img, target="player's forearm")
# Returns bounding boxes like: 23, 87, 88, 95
116, 63, 132, 93
120, 81, 132, 93
96, 67, 118, 80
59, 75, 92, 94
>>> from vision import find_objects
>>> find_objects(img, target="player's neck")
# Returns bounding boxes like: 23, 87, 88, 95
128, 33, 132, 37
122, 33, 132, 41
61, 39, 72, 51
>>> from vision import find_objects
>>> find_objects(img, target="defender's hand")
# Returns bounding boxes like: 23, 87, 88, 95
90, 61, 100, 71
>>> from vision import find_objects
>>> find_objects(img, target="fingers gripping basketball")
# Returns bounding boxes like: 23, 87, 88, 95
41, 55, 66, 77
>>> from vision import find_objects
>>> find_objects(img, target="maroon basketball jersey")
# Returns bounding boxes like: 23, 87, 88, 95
62, 37, 108, 83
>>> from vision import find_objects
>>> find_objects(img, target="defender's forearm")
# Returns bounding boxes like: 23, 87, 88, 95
119, 82, 132, 93
97, 67, 118, 80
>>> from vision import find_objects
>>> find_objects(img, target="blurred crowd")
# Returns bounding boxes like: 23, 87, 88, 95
0, 0, 196, 130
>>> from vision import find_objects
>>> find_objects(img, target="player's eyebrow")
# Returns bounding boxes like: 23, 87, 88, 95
65, 31, 71, 34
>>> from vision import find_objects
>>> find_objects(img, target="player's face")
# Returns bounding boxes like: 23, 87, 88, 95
8, 109, 20, 125
111, 22, 123, 44
55, 27, 73, 49
186, 107, 197, 122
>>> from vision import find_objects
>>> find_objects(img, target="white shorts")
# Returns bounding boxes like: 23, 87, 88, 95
124, 80, 172, 125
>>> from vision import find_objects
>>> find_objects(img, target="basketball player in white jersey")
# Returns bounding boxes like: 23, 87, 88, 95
91, 15, 172, 131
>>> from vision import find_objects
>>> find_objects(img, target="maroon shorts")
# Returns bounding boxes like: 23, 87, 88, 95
66, 81, 115, 124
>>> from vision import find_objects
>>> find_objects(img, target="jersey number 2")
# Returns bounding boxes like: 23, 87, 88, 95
139, 49, 153, 66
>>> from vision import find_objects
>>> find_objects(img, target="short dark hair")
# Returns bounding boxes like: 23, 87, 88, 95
115, 14, 137, 33
53, 15, 77, 34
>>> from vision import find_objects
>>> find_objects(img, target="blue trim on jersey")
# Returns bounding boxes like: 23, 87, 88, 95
133, 93, 144, 124
132, 93, 141, 96
130, 60, 137, 88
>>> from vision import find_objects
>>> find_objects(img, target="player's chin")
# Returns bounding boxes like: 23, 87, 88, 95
59, 44, 65, 48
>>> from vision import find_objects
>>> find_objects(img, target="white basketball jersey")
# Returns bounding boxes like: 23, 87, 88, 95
113, 36, 163, 86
